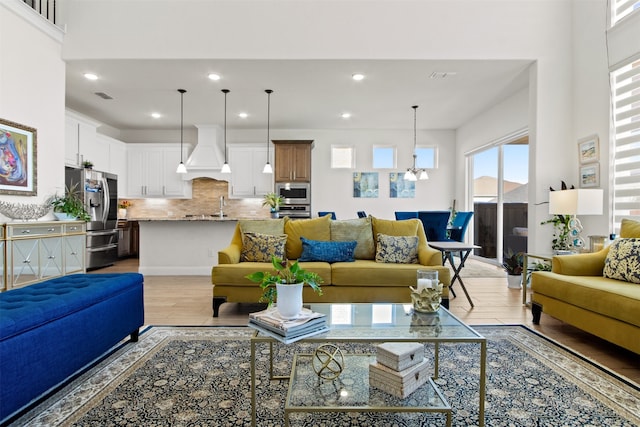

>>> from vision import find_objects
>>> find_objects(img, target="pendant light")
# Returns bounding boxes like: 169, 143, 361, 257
404, 105, 428, 181
176, 89, 187, 174
263, 89, 274, 174
220, 89, 231, 173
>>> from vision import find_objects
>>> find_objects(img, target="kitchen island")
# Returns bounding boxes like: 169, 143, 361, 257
135, 217, 238, 275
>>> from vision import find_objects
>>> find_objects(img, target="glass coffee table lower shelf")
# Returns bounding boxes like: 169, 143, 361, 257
284, 353, 452, 427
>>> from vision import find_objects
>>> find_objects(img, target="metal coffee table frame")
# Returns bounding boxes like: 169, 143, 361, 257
250, 303, 486, 426
284, 353, 452, 426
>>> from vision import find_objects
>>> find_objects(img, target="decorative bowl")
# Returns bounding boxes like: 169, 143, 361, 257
53, 212, 77, 221
0, 197, 54, 221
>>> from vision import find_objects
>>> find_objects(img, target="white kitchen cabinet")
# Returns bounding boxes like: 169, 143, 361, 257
3, 222, 86, 290
65, 111, 106, 170
126, 144, 192, 198
228, 145, 273, 198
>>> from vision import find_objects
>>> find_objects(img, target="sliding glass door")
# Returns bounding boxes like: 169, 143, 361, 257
468, 137, 529, 262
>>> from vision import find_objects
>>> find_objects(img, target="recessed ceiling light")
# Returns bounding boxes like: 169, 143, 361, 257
84, 73, 98, 81
151, 112, 161, 119
341, 112, 352, 119
238, 112, 248, 119
352, 73, 365, 81
208, 73, 221, 81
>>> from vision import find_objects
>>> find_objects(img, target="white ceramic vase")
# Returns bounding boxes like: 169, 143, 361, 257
276, 282, 303, 319
507, 274, 522, 289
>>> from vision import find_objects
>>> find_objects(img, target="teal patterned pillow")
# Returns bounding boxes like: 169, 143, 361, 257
298, 237, 357, 263
603, 238, 640, 284
375, 233, 419, 264
241, 232, 287, 262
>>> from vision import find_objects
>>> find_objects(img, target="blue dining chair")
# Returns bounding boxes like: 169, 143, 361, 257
318, 211, 337, 220
395, 211, 418, 220
357, 211, 367, 218
448, 211, 474, 242
417, 211, 450, 242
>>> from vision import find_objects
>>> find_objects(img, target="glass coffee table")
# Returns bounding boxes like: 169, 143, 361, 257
285, 353, 452, 426
250, 303, 486, 426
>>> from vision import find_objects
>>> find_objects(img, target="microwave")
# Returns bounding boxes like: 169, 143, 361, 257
275, 182, 311, 205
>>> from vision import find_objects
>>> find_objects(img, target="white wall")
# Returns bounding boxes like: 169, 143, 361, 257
58, 0, 580, 252
3, 1, 617, 254
0, 2, 66, 220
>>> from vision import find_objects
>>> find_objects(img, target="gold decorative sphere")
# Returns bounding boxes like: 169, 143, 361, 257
312, 344, 345, 380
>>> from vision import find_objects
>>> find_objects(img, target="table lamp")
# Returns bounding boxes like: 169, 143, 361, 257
548, 189, 604, 250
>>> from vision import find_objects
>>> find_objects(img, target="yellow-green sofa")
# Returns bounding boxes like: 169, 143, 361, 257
531, 219, 640, 354
211, 215, 450, 316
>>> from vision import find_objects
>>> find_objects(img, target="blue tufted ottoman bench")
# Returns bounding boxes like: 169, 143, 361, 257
0, 273, 144, 423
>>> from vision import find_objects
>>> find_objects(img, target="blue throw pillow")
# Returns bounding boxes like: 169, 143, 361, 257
298, 237, 357, 263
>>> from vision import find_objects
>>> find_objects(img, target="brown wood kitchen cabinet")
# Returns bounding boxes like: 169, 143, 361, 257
273, 140, 313, 182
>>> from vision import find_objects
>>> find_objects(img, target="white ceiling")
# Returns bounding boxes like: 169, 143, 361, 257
64, 59, 532, 133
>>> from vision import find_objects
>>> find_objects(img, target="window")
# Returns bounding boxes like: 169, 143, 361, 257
612, 59, 640, 230
331, 145, 355, 168
415, 146, 438, 169
372, 146, 396, 169
611, 0, 640, 25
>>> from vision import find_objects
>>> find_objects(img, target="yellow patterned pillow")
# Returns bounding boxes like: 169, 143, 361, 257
240, 232, 287, 262
603, 238, 640, 284
375, 233, 419, 264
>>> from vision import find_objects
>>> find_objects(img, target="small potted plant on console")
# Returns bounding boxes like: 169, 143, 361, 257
262, 192, 284, 219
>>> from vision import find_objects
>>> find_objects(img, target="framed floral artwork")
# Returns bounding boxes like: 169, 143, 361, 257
0, 118, 37, 196
353, 172, 378, 198
578, 135, 599, 164
389, 172, 415, 198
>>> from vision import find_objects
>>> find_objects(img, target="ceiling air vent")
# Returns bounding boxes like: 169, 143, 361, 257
94, 92, 113, 100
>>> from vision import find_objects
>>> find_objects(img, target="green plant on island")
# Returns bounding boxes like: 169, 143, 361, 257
262, 192, 284, 212
245, 256, 323, 306
51, 182, 90, 221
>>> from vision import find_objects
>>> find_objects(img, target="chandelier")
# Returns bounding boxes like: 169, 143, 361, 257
404, 105, 428, 181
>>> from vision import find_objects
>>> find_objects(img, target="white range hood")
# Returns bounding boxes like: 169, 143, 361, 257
182, 124, 231, 181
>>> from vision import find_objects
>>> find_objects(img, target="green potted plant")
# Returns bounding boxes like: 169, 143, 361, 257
262, 192, 284, 218
51, 182, 91, 221
502, 251, 524, 289
82, 160, 94, 169
246, 256, 323, 318
541, 214, 572, 253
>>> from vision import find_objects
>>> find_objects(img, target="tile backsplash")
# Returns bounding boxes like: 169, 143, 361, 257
121, 178, 270, 219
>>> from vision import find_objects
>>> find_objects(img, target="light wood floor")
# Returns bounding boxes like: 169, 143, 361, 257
96, 258, 640, 383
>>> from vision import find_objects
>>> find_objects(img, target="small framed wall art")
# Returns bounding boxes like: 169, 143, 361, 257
389, 172, 415, 198
353, 172, 378, 198
578, 134, 599, 164
0, 118, 37, 196
579, 163, 599, 188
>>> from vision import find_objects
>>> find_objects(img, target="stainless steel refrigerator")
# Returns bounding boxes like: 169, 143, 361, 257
65, 167, 119, 270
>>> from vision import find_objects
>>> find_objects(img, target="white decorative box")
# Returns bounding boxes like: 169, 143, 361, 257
376, 342, 424, 371
369, 359, 430, 398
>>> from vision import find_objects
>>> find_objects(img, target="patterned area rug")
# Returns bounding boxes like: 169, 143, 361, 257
9, 326, 639, 426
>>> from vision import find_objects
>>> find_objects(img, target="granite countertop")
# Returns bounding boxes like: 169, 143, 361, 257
132, 216, 240, 222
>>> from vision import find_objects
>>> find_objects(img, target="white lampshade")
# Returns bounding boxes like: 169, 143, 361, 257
418, 169, 429, 180
548, 189, 603, 215
263, 162, 273, 174
404, 170, 417, 181
176, 162, 187, 174
221, 162, 231, 173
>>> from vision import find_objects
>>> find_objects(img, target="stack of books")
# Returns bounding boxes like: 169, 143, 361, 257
248, 306, 329, 344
